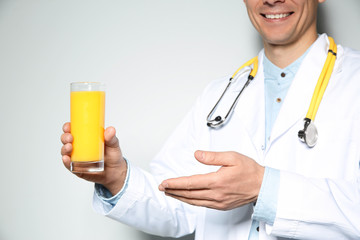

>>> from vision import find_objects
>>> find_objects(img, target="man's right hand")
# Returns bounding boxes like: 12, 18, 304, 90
60, 122, 127, 196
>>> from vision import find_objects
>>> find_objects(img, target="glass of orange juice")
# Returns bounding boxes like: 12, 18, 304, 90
70, 82, 105, 173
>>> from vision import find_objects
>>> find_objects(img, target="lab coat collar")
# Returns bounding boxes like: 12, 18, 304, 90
232, 52, 266, 159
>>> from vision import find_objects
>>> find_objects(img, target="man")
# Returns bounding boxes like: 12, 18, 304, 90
61, 0, 360, 239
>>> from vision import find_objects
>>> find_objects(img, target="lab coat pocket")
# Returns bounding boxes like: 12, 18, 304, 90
310, 117, 360, 180
202, 206, 253, 240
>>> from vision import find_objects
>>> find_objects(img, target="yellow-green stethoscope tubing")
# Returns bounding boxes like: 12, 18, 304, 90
231, 56, 259, 80
298, 36, 337, 147
306, 36, 337, 121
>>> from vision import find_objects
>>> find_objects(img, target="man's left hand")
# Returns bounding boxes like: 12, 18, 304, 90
158, 150, 265, 210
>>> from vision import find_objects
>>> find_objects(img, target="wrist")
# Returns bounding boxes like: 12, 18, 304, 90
103, 157, 128, 196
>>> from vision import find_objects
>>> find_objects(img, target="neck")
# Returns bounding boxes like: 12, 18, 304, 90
263, 33, 318, 69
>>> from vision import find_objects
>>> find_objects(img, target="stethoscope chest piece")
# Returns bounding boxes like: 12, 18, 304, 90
298, 118, 318, 148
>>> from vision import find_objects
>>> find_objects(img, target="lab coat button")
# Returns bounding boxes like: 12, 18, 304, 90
257, 226, 259, 232
281, 72, 286, 77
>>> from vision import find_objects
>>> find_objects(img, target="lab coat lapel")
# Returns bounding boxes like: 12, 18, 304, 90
233, 52, 266, 156
269, 34, 330, 146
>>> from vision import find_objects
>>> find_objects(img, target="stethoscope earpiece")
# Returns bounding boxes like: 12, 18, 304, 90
206, 116, 223, 128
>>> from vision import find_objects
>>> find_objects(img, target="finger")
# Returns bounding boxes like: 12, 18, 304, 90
104, 126, 119, 149
163, 188, 216, 201
62, 122, 71, 133
61, 132, 73, 144
61, 143, 73, 156
62, 154, 71, 171
159, 173, 216, 191
194, 150, 236, 166
165, 192, 223, 210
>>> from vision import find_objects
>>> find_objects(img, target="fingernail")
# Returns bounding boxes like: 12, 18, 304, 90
159, 182, 168, 191
196, 151, 204, 160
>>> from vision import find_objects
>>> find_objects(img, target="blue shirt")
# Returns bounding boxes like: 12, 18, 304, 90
249, 50, 310, 239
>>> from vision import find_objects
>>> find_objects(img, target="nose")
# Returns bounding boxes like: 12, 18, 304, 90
263, 0, 285, 5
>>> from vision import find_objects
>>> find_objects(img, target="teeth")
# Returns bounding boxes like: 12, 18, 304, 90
265, 13, 290, 19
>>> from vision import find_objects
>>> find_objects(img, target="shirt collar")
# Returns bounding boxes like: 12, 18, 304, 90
263, 46, 312, 81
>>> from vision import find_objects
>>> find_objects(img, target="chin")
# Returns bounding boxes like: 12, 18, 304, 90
261, 32, 295, 46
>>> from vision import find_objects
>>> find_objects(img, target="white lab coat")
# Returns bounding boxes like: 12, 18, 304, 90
93, 34, 360, 239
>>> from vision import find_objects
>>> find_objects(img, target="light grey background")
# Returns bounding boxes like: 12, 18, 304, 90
0, 1, 359, 240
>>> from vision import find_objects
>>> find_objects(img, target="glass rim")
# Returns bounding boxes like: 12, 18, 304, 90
71, 82, 105, 91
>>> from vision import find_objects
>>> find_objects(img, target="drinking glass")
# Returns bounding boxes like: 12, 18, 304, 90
70, 82, 105, 172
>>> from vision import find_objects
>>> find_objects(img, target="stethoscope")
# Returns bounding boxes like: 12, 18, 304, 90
206, 37, 337, 148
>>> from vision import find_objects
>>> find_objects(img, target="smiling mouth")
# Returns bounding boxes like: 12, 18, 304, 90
261, 12, 294, 19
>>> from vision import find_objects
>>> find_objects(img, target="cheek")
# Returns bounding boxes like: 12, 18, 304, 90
244, 1, 258, 24
299, 5, 317, 31
246, 9, 261, 32
304, 1, 318, 22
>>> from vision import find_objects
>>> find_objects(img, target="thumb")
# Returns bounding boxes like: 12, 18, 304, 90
104, 126, 119, 149
194, 150, 236, 166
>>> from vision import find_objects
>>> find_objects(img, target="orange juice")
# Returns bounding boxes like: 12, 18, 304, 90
70, 89, 105, 163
